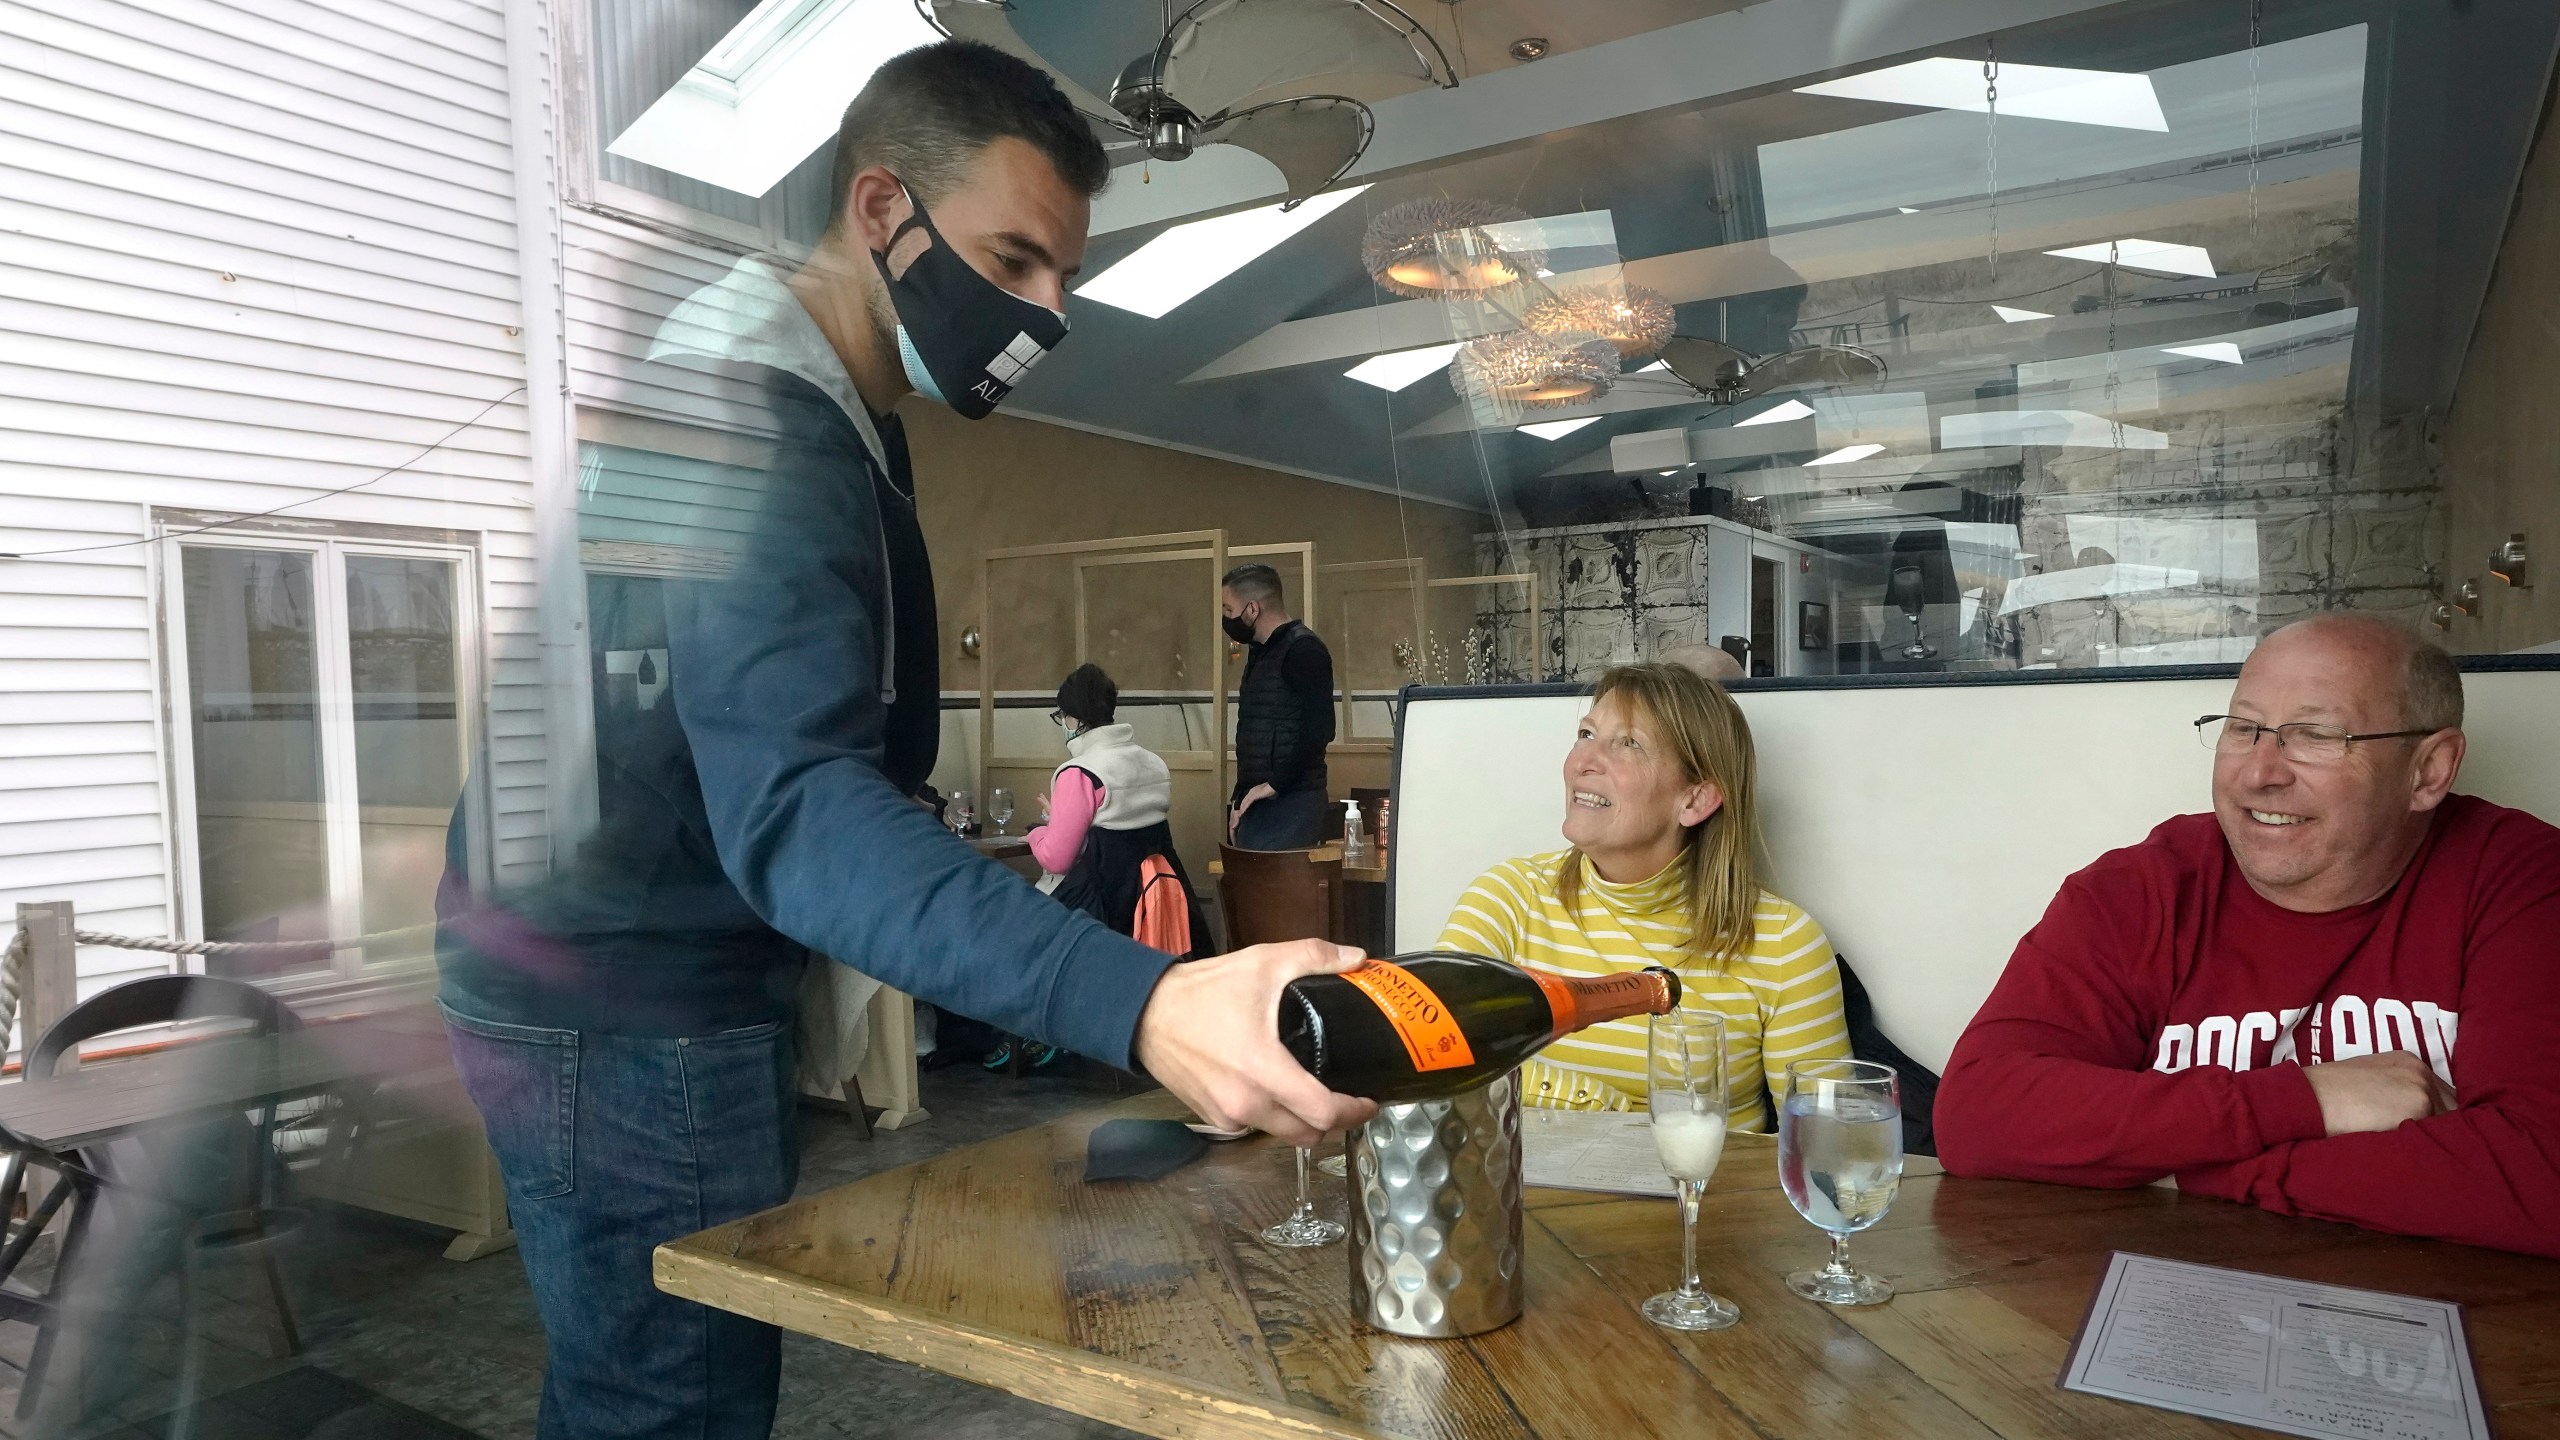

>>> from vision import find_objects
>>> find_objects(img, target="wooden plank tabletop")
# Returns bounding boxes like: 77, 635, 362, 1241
656, 1091, 2560, 1440
0, 1017, 451, 1153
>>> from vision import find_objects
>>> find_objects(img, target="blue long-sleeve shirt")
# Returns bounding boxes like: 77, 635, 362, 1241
439, 271, 1172, 1064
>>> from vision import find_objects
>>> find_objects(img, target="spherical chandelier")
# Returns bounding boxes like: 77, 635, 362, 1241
1361, 198, 1546, 299
1524, 283, 1675, 361
1450, 329, 1619, 409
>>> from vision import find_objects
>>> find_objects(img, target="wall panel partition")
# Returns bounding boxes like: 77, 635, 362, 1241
1390, 661, 2560, 1071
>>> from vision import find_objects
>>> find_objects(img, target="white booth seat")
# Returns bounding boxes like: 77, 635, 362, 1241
1389, 660, 2560, 1074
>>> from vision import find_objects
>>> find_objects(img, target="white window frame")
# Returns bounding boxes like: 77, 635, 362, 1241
160, 526, 485, 993
554, 0, 818, 259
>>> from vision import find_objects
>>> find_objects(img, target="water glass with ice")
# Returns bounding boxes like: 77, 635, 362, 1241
1778, 1057, 1903, 1306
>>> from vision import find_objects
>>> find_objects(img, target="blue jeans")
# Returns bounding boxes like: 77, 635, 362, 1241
440, 1002, 799, 1440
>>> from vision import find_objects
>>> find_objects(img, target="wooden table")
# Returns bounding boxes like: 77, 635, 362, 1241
0, 1017, 452, 1153
654, 1091, 2560, 1439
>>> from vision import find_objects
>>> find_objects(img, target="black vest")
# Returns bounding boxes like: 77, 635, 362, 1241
1233, 620, 1330, 798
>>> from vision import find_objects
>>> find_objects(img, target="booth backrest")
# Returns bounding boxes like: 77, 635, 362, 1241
1391, 662, 2560, 1072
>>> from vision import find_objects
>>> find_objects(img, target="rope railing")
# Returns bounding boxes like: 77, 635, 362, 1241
0, 919, 440, 1047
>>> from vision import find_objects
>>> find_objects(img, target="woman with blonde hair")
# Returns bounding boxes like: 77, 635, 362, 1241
1437, 662, 1850, 1126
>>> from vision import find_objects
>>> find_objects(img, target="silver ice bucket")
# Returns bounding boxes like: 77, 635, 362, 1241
1344, 1070, 1524, 1337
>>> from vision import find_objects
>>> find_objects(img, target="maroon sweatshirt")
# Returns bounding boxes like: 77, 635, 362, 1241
1937, 794, 2560, 1258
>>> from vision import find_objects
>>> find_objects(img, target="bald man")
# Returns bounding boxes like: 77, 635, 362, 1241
1937, 615, 2560, 1257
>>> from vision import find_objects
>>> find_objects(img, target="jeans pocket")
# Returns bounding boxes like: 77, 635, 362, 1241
439, 1001, 578, 1202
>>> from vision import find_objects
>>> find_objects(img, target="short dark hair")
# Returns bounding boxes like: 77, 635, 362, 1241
1221, 563, 1283, 607
824, 40, 1111, 234
1057, 663, 1117, 727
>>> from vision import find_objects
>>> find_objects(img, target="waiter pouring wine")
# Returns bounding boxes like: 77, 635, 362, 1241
432, 41, 1372, 1440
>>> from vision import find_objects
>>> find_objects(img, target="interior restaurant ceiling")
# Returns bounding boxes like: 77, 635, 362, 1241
932, 0, 2558, 523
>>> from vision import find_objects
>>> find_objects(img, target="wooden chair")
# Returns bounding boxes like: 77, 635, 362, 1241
1216, 844, 1344, 948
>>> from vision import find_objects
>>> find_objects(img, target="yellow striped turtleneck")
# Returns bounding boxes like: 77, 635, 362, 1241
1436, 849, 1852, 1131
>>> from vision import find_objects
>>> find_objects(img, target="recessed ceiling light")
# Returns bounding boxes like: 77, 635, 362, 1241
1658, 469, 1681, 476
1342, 339, 1465, 391
1736, 399, 1815, 427
1797, 58, 2167, 132
608, 0, 940, 196
1993, 305, 2053, 323
2163, 341, 2244, 364
1509, 37, 1550, 62
1078, 186, 1369, 318
1632, 359, 1669, 373
1898, 206, 1920, 214
2044, 238, 2216, 278
1807, 443, 1886, 466
1518, 417, 1601, 440
1743, 494, 1764, 502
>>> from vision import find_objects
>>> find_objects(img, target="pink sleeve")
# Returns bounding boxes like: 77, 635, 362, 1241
1027, 767, 1103, 874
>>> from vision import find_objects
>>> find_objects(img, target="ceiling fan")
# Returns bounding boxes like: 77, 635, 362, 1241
1623, 336, 1890, 407
921, 0, 1458, 208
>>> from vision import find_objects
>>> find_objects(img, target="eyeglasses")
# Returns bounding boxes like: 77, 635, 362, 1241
1048, 710, 1071, 730
2193, 715, 2436, 763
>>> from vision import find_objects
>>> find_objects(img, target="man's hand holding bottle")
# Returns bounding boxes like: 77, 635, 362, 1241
1134, 940, 1378, 1147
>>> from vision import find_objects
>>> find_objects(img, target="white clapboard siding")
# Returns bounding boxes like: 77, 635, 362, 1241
565, 211, 778, 434
0, 0, 548, 990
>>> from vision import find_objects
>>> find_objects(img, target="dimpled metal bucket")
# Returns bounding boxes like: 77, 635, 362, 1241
1345, 1071, 1524, 1337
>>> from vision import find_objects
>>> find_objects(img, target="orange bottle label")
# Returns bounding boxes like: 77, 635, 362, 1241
1339, 961, 1477, 1073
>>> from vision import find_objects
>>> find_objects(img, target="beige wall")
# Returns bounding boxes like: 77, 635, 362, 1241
906, 407, 1475, 889
902, 404, 1486, 694
2440, 79, 2560, 653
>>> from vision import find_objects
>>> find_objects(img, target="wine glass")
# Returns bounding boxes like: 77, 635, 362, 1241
947, 789, 974, 838
1778, 1058, 1903, 1306
1642, 1008, 1738, 1331
990, 788, 1015, 837
1261, 1143, 1344, 1248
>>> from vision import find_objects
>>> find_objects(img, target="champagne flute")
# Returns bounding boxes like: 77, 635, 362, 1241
1642, 1008, 1738, 1331
1261, 1143, 1344, 1248
1778, 1058, 1903, 1306
990, 787, 1015, 837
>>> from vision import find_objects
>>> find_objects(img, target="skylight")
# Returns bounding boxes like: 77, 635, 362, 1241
1342, 339, 1466, 392
2163, 342, 2245, 364
608, 0, 939, 197
1798, 59, 2168, 132
1735, 399, 1814, 427
1077, 187, 1369, 319
1807, 443, 1887, 466
1518, 417, 1602, 440
2044, 239, 2218, 278
1993, 305, 2054, 323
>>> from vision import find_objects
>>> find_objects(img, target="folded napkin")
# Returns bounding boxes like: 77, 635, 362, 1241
1083, 1118, 1209, 1182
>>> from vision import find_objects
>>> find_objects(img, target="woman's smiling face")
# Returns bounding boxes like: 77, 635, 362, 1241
1561, 692, 1722, 880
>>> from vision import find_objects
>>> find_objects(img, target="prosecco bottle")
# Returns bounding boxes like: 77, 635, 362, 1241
1278, 951, 1681, 1104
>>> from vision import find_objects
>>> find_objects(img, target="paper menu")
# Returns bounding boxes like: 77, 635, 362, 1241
2060, 1253, 2489, 1440
1521, 1108, 1677, 1197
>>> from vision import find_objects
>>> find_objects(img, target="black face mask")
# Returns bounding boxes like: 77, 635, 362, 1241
871, 186, 1068, 420
1222, 613, 1258, 646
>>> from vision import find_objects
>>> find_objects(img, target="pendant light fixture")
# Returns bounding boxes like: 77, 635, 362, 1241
1450, 329, 1619, 409
1361, 197, 1543, 298
1524, 283, 1675, 361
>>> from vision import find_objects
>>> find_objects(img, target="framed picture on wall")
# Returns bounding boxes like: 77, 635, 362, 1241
1798, 601, 1831, 651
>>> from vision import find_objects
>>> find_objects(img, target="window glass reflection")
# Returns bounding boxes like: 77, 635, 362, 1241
181, 546, 330, 968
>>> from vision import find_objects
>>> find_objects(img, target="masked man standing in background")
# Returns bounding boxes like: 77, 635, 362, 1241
436, 41, 1373, 1440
